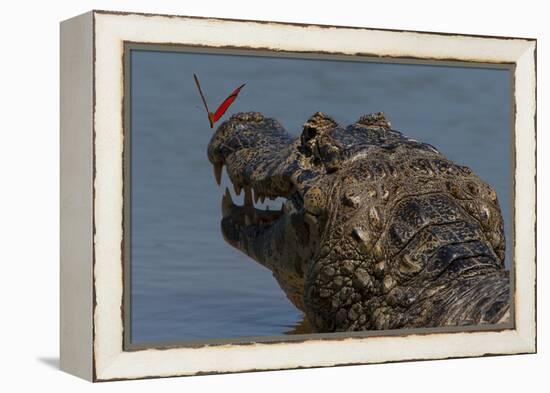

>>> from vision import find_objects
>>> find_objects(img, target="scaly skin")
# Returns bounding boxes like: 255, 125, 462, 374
207, 111, 510, 332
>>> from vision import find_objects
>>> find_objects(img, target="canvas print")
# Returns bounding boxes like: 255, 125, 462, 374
126, 47, 512, 346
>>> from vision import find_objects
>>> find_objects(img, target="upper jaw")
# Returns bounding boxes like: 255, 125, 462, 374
207, 115, 309, 263
207, 113, 298, 199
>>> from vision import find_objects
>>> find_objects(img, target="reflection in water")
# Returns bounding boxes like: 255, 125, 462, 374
285, 316, 313, 335
130, 50, 511, 345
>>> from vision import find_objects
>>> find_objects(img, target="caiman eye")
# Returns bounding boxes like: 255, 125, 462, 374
299, 112, 342, 172
299, 112, 338, 153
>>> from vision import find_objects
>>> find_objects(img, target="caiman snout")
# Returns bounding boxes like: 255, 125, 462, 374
207, 112, 296, 197
206, 112, 318, 281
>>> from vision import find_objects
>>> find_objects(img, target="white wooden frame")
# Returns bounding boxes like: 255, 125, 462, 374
60, 10, 536, 382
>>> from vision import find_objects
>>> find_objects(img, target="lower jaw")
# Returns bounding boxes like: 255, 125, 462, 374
221, 212, 294, 271
221, 214, 278, 254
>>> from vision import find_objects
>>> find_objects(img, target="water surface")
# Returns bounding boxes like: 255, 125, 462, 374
130, 50, 512, 344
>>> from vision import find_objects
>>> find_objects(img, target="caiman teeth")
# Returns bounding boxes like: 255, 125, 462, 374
244, 186, 253, 207
220, 184, 286, 233
213, 162, 223, 186
251, 189, 267, 204
222, 187, 233, 217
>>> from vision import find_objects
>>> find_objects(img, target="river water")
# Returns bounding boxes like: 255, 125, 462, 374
130, 49, 512, 345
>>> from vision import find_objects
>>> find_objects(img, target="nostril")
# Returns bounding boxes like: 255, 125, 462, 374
356, 112, 392, 129
231, 111, 264, 123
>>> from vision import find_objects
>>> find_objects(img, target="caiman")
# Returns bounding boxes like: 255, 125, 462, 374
207, 111, 510, 332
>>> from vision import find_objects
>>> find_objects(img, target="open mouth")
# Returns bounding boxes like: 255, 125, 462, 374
213, 162, 300, 249
221, 186, 284, 231
206, 114, 306, 254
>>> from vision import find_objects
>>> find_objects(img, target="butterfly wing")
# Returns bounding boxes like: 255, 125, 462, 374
212, 84, 246, 123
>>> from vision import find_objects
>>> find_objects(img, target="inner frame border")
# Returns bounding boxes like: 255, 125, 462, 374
122, 42, 516, 351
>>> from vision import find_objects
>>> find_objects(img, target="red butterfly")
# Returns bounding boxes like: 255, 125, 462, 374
193, 73, 246, 128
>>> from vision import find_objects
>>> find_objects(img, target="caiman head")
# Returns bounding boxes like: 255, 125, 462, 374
207, 111, 510, 332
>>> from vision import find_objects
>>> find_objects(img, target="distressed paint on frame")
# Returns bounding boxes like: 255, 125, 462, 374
75, 10, 536, 381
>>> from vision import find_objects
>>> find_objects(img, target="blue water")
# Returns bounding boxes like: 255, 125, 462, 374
130, 49, 512, 344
